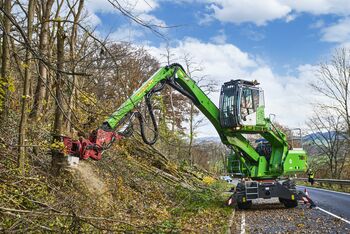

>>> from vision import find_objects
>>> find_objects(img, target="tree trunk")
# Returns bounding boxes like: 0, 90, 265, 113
188, 103, 194, 166
18, 0, 36, 172
51, 20, 65, 176
30, 0, 54, 118
66, 0, 84, 133
0, 0, 11, 121
43, 48, 52, 112
170, 91, 176, 132
329, 158, 334, 178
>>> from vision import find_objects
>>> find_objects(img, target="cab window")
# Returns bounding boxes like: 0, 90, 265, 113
241, 88, 260, 120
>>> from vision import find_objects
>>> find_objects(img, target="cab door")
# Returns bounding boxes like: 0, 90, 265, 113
239, 86, 263, 126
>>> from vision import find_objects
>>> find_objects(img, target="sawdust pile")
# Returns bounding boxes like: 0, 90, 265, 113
72, 161, 112, 208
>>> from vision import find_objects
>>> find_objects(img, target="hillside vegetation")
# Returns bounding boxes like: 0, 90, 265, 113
0, 137, 232, 232
0, 1, 232, 231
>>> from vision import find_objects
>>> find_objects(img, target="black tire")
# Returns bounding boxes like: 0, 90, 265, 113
280, 198, 298, 208
282, 179, 296, 191
237, 201, 252, 210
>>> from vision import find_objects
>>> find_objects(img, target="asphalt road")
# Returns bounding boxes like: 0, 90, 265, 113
297, 185, 350, 220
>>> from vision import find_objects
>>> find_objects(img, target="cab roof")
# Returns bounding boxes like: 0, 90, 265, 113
223, 79, 260, 87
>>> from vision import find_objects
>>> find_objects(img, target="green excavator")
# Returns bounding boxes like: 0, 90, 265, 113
60, 63, 314, 209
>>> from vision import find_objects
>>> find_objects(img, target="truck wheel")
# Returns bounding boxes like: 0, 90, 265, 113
280, 198, 298, 208
237, 201, 252, 210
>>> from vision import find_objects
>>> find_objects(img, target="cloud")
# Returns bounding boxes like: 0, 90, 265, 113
321, 18, 350, 43
107, 14, 168, 43
86, 0, 159, 14
138, 13, 167, 27
81, 11, 102, 27
85, 0, 115, 14
285, 13, 297, 23
285, 0, 350, 16
144, 38, 318, 137
204, 0, 350, 26
253, 65, 319, 128
310, 19, 325, 29
210, 30, 227, 44
84, 0, 163, 29
109, 24, 145, 42
119, 0, 159, 13
208, 0, 291, 26
197, 13, 215, 26
147, 37, 256, 72
241, 28, 265, 41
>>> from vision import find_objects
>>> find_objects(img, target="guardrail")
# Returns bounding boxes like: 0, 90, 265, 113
294, 178, 350, 186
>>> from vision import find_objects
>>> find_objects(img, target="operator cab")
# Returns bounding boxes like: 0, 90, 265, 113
219, 79, 265, 128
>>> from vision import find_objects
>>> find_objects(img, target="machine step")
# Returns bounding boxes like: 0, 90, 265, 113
245, 181, 259, 200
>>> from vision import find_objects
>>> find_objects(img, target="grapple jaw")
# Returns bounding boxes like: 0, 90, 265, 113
61, 128, 123, 161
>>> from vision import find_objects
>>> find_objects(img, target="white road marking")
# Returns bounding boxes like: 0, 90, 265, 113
316, 207, 350, 225
240, 212, 246, 234
298, 186, 350, 196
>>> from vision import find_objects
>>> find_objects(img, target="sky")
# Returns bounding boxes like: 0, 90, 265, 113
83, 0, 350, 137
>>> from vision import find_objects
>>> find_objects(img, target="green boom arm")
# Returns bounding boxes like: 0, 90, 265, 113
98, 63, 305, 179
105, 64, 225, 138
104, 64, 259, 162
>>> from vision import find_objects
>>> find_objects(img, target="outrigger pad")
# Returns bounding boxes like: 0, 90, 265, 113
227, 195, 236, 207
297, 191, 316, 208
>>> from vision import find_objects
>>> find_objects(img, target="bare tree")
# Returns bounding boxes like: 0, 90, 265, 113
0, 0, 11, 120
18, 0, 36, 172
182, 54, 218, 166
30, 0, 54, 118
309, 48, 350, 178
107, 0, 173, 38
51, 20, 66, 175
160, 44, 176, 132
66, 0, 84, 133
311, 48, 350, 136
306, 108, 347, 178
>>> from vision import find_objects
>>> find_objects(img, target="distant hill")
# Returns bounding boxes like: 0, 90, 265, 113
194, 136, 221, 144
302, 131, 348, 157
303, 131, 347, 143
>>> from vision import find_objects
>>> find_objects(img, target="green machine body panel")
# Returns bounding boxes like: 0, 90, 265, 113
283, 149, 308, 174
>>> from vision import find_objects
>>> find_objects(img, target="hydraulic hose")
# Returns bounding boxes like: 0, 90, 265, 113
135, 91, 158, 145
136, 63, 198, 145
117, 64, 197, 146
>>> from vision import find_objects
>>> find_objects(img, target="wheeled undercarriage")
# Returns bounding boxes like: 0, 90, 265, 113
228, 179, 315, 209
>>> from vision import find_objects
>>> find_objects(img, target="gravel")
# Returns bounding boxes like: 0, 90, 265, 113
232, 198, 350, 233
